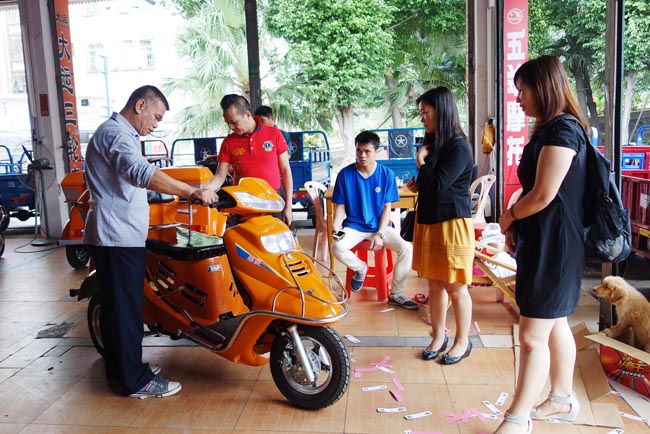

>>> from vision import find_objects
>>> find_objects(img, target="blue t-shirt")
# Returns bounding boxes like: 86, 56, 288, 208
332, 162, 399, 232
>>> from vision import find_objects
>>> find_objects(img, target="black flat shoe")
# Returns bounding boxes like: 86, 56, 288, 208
421, 335, 448, 360
440, 341, 472, 365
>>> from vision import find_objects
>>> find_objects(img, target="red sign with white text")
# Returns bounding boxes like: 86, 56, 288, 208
502, 0, 528, 207
54, 0, 83, 172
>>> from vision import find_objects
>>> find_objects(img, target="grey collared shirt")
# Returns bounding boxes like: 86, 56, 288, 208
82, 112, 156, 247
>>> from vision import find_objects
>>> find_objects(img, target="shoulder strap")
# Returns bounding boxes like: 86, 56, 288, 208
555, 115, 590, 233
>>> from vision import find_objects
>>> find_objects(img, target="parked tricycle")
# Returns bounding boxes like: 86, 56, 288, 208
0, 204, 7, 257
370, 127, 425, 185
0, 144, 36, 231
70, 174, 351, 408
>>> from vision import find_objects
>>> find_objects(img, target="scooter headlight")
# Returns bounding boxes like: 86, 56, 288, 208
232, 191, 285, 211
260, 231, 296, 253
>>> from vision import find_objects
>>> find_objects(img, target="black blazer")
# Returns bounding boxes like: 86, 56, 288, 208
416, 136, 473, 224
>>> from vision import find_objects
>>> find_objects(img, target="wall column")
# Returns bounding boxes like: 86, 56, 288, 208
19, 0, 67, 238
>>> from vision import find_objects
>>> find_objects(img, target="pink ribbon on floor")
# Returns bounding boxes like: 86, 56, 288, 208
443, 408, 473, 424
468, 408, 492, 423
371, 355, 392, 367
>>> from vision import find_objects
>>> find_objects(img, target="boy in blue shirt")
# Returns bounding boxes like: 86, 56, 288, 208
331, 131, 416, 309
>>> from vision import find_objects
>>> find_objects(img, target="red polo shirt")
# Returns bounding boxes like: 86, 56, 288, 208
217, 117, 289, 189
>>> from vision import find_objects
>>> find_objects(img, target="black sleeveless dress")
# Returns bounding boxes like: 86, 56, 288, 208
514, 116, 587, 319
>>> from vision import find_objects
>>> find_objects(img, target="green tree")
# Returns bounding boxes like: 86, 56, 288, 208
528, 0, 602, 123
620, 0, 650, 143
164, 0, 249, 137
265, 0, 394, 155
383, 0, 466, 127
529, 0, 650, 143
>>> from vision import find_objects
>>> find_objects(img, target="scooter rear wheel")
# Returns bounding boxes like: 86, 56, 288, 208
88, 292, 105, 356
66, 245, 91, 269
270, 325, 350, 410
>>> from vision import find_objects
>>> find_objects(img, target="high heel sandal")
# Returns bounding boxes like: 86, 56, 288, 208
503, 411, 533, 434
530, 391, 580, 422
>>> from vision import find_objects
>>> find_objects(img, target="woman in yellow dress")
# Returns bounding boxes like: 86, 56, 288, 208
406, 87, 475, 365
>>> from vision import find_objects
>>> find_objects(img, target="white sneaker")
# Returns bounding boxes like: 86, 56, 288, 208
388, 293, 418, 310
128, 375, 182, 398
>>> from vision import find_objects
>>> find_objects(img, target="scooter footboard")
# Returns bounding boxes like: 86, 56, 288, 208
214, 314, 276, 366
200, 311, 349, 366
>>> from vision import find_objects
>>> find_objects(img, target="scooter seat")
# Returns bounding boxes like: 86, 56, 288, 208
146, 228, 226, 261
147, 190, 176, 204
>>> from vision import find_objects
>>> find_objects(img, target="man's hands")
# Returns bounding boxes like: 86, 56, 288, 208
369, 233, 384, 250
191, 188, 219, 206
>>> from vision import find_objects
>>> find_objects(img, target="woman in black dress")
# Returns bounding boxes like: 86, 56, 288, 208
494, 56, 588, 433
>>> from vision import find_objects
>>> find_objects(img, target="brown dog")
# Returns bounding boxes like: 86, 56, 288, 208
594, 275, 650, 352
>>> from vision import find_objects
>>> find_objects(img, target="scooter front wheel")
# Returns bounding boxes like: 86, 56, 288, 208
87, 292, 105, 356
270, 325, 350, 410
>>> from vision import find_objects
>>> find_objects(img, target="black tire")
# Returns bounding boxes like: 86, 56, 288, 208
88, 292, 105, 356
66, 245, 91, 269
270, 325, 350, 410
0, 205, 9, 232
0, 233, 4, 257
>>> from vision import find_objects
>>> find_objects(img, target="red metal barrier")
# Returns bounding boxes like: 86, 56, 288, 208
622, 175, 650, 258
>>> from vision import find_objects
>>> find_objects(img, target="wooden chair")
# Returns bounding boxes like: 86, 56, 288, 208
304, 181, 329, 262
469, 174, 496, 224
473, 242, 518, 313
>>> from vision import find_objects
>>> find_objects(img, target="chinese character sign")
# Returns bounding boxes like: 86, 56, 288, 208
502, 0, 528, 207
54, 0, 83, 172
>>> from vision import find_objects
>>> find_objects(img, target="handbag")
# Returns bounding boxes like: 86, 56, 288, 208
400, 201, 417, 241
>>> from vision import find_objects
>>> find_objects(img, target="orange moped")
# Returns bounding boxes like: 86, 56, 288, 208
71, 175, 351, 409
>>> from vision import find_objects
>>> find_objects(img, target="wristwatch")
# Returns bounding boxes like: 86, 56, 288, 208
375, 231, 385, 239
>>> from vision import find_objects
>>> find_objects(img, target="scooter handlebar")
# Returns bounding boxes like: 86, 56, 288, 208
191, 198, 237, 209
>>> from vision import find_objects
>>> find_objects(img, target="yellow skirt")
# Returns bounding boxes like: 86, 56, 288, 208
412, 216, 474, 284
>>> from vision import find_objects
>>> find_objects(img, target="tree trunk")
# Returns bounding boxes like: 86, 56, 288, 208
582, 70, 598, 123
622, 70, 638, 144
573, 69, 588, 116
384, 74, 403, 128
335, 105, 356, 158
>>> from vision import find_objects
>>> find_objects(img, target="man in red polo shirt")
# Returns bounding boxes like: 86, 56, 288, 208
196, 94, 293, 224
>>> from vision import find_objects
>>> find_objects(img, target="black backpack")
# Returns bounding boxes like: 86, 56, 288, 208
558, 115, 632, 263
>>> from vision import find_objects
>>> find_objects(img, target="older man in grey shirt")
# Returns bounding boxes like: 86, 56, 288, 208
84, 85, 203, 398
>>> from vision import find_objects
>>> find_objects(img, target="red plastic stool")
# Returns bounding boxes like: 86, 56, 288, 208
345, 240, 394, 301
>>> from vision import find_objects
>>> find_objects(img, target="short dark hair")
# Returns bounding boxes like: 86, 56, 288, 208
125, 85, 169, 110
355, 131, 380, 149
220, 94, 250, 114
253, 105, 273, 117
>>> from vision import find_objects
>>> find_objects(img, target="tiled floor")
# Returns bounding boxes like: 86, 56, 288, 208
0, 227, 649, 434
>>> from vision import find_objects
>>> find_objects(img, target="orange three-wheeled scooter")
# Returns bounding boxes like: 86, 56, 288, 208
71, 175, 351, 409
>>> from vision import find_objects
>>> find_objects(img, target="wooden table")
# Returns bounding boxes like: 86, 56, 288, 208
323, 186, 418, 269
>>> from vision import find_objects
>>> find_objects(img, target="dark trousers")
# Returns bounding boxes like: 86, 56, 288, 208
90, 246, 154, 394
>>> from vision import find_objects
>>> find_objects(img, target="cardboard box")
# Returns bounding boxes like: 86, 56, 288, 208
586, 332, 650, 398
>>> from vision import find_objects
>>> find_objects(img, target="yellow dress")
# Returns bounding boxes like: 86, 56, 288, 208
412, 214, 474, 284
